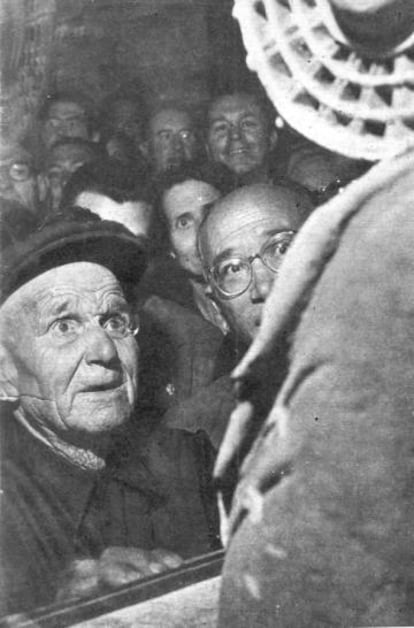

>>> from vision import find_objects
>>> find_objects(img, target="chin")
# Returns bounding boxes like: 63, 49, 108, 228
67, 389, 134, 434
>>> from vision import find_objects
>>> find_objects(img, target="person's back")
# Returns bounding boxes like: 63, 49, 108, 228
218, 148, 414, 627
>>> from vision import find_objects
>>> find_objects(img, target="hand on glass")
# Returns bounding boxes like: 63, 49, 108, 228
56, 547, 183, 603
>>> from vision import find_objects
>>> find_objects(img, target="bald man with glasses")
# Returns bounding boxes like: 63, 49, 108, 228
198, 183, 314, 346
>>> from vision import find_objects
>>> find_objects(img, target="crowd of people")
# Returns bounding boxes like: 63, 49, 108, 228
0, 86, 369, 616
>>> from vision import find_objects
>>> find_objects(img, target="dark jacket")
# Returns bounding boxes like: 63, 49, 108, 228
0, 409, 219, 616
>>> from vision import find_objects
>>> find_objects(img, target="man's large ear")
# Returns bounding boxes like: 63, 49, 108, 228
0, 344, 19, 402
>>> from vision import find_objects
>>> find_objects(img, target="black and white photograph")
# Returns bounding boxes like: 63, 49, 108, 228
1, 1, 413, 626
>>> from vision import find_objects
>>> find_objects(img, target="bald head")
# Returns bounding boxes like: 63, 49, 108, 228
199, 183, 313, 343
199, 183, 312, 266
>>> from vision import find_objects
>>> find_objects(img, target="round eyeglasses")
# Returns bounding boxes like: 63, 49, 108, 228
209, 230, 296, 299
49, 312, 139, 344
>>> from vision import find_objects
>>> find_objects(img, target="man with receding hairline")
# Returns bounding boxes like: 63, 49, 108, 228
198, 183, 314, 344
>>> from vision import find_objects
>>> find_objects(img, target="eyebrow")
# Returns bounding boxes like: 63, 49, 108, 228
212, 247, 237, 267
40, 297, 78, 319
176, 211, 193, 220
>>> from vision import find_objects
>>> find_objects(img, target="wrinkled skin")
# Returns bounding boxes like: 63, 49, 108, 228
0, 262, 138, 447
0, 262, 185, 609
218, 153, 414, 627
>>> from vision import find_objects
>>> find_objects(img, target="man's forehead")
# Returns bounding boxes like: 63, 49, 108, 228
202, 193, 299, 259
209, 95, 264, 120
2, 262, 123, 314
151, 109, 192, 132
166, 179, 219, 208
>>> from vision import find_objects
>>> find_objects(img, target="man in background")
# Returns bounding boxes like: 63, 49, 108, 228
206, 93, 280, 186
142, 107, 201, 175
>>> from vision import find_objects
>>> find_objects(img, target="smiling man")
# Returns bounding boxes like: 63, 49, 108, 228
206, 93, 278, 186
199, 183, 313, 345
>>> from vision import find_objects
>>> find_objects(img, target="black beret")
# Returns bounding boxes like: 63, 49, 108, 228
0, 208, 148, 303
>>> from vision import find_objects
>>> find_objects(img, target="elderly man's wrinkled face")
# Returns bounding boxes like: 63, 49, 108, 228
42, 101, 89, 150
163, 179, 220, 277
207, 94, 275, 178
200, 185, 308, 344
148, 109, 197, 174
0, 144, 39, 213
0, 262, 139, 438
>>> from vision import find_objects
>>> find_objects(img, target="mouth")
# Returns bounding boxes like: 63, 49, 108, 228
229, 148, 248, 156
80, 378, 124, 393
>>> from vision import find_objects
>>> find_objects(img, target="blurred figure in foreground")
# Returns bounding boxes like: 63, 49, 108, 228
217, 0, 414, 625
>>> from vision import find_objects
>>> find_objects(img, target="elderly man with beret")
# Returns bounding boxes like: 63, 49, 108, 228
0, 211, 218, 616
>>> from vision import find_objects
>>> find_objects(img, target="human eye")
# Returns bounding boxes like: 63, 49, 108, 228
158, 130, 172, 143
102, 312, 132, 337
264, 232, 295, 267
216, 258, 246, 283
222, 260, 243, 276
211, 121, 228, 136
241, 117, 260, 130
49, 317, 81, 338
176, 213, 193, 229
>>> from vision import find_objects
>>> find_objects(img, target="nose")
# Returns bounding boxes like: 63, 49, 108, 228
229, 124, 242, 141
84, 326, 120, 368
249, 261, 274, 303
171, 134, 185, 155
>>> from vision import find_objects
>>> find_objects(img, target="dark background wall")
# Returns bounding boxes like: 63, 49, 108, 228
50, 0, 259, 114
1, 0, 267, 145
